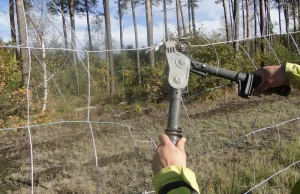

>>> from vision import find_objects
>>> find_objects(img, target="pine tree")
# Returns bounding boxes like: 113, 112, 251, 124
103, 0, 116, 94
16, 0, 29, 87
145, 0, 154, 66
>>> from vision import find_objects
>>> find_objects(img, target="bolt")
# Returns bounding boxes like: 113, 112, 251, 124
173, 76, 183, 84
178, 59, 187, 67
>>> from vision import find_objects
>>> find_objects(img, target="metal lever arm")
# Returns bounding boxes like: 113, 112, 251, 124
165, 40, 291, 145
190, 60, 291, 98
191, 60, 247, 81
165, 41, 190, 144
165, 89, 183, 145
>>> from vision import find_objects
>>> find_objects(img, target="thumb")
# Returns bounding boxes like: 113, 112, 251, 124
176, 137, 186, 152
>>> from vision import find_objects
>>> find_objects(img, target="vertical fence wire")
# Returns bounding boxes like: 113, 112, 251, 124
21, 1, 34, 193
86, 51, 100, 193
1, 3, 300, 192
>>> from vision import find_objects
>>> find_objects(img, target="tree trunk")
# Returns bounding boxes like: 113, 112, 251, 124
60, 0, 68, 50
283, 0, 289, 33
16, 0, 29, 87
266, 0, 272, 35
118, 0, 124, 49
26, 12, 46, 111
85, 0, 93, 50
245, 0, 250, 38
163, 0, 168, 41
104, 35, 110, 91
68, 0, 79, 92
29, 15, 48, 113
179, 0, 186, 35
254, 0, 257, 53
259, 0, 265, 67
104, 0, 116, 94
298, 0, 300, 30
233, 0, 240, 53
9, 0, 16, 44
292, 0, 296, 32
69, 0, 77, 63
188, 0, 192, 35
228, 0, 234, 42
242, 0, 245, 39
175, 0, 181, 36
277, 0, 282, 35
283, 0, 290, 49
9, 0, 18, 58
145, 0, 154, 67
265, 0, 268, 35
222, 0, 230, 41
266, 0, 273, 43
41, 37, 48, 113
131, 0, 141, 85
191, 0, 196, 35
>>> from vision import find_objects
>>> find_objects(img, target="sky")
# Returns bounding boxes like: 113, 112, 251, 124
0, 0, 285, 50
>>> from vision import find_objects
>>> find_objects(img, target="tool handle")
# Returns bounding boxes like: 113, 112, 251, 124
165, 128, 182, 145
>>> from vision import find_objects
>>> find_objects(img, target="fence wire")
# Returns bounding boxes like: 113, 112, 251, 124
0, 1, 300, 194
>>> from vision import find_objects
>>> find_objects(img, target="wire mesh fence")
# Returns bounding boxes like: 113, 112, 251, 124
1, 1, 300, 194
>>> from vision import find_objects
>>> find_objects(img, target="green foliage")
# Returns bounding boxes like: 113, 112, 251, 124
186, 37, 249, 99
0, 47, 24, 126
140, 62, 167, 102
114, 51, 168, 102
109, 32, 300, 103
263, 42, 290, 66
47, 0, 98, 15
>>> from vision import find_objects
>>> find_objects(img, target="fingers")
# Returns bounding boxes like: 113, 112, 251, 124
176, 137, 186, 152
252, 66, 286, 96
253, 79, 270, 96
158, 134, 186, 153
253, 69, 269, 95
159, 133, 171, 145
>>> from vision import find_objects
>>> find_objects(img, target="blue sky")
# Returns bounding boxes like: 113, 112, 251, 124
0, 0, 284, 50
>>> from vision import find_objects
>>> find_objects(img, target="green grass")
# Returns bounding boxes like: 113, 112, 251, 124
1, 90, 300, 193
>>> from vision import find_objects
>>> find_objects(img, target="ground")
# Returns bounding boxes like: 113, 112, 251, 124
1, 90, 300, 194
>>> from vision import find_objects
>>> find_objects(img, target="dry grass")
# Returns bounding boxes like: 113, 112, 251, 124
1, 89, 300, 194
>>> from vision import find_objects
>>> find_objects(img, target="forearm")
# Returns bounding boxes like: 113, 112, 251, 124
152, 166, 200, 194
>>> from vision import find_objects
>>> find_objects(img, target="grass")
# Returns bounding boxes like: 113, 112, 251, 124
1, 89, 300, 193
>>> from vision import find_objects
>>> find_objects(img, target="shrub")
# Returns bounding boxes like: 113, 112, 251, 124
0, 46, 25, 126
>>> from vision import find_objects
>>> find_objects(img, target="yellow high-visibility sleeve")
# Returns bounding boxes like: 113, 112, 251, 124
152, 166, 200, 194
285, 63, 300, 90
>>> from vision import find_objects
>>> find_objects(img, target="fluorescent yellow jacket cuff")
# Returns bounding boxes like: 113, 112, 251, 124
153, 166, 200, 194
285, 63, 300, 90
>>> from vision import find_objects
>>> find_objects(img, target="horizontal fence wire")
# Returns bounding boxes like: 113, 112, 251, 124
1, 2, 300, 192
0, 31, 299, 53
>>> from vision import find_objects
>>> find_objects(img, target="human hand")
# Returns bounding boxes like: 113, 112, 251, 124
152, 134, 187, 175
253, 66, 287, 96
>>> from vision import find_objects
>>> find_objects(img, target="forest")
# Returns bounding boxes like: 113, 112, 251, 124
1, 0, 300, 193
1, 0, 299, 122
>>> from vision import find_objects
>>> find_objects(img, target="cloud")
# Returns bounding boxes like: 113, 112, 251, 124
0, 0, 225, 47
1, 0, 291, 51
270, 8, 286, 33
108, 0, 225, 48
0, 11, 13, 42
195, 0, 223, 21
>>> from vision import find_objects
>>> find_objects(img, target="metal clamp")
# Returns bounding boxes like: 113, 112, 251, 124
165, 41, 191, 90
